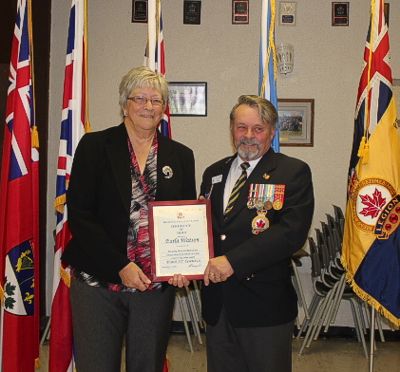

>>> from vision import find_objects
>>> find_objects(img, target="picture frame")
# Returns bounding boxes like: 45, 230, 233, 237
384, 3, 389, 26
232, 0, 249, 25
277, 99, 314, 147
183, 0, 201, 25
279, 1, 297, 26
332, 2, 349, 26
168, 82, 207, 116
131, 0, 147, 23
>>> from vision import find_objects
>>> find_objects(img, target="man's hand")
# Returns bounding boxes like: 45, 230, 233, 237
119, 262, 151, 292
204, 256, 234, 286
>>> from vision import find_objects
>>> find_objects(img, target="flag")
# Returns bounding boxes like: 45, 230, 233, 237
145, 0, 171, 138
259, 0, 279, 152
49, 0, 89, 370
0, 0, 40, 370
341, 0, 400, 327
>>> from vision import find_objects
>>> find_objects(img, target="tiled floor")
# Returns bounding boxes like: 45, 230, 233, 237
40, 333, 400, 371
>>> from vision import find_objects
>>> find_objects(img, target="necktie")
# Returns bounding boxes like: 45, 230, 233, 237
224, 162, 250, 216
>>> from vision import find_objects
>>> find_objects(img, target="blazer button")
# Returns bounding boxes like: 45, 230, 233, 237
220, 234, 226, 241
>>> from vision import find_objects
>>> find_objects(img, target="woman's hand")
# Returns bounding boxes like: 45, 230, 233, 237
119, 262, 151, 291
168, 274, 190, 288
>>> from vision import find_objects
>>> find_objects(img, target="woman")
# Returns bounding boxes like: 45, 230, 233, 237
62, 66, 196, 372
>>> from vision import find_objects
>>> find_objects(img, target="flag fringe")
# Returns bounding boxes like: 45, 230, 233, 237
0, 284, 4, 303
35, 357, 40, 369
341, 262, 400, 328
54, 194, 66, 213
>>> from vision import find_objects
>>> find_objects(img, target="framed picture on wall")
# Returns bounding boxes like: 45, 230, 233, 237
232, 0, 249, 24
384, 3, 389, 26
183, 1, 201, 25
131, 0, 147, 23
168, 82, 207, 116
332, 2, 349, 26
277, 99, 314, 147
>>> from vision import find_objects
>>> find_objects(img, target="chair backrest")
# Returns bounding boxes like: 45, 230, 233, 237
308, 237, 321, 278
315, 227, 329, 270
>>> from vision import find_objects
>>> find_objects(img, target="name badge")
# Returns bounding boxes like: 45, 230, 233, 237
212, 175, 223, 184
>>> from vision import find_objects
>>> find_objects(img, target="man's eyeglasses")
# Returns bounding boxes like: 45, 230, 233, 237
127, 96, 164, 107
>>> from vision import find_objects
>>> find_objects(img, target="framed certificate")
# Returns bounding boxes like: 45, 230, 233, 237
149, 199, 214, 281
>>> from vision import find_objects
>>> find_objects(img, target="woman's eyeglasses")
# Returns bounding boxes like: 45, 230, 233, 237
127, 96, 164, 107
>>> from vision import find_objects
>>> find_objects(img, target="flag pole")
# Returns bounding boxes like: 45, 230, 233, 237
369, 307, 375, 372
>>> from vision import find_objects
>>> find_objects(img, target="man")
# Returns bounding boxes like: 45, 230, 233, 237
200, 95, 314, 372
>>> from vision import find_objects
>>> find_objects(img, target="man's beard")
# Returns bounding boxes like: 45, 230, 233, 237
236, 138, 262, 161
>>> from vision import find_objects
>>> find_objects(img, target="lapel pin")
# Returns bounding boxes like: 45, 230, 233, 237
263, 173, 270, 180
162, 165, 173, 179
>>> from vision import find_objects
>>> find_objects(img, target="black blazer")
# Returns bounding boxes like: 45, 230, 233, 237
200, 149, 314, 327
62, 123, 196, 284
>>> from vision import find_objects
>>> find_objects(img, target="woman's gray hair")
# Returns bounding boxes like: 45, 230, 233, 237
119, 66, 168, 116
229, 95, 278, 129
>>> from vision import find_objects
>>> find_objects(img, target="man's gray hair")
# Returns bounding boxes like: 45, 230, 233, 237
229, 95, 278, 128
118, 66, 168, 116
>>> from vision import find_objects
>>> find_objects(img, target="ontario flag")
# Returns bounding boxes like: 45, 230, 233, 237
259, 0, 279, 152
145, 0, 171, 138
0, 0, 40, 370
49, 0, 89, 370
341, 0, 400, 326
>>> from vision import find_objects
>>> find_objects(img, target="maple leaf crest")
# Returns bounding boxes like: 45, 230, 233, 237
256, 219, 266, 228
359, 188, 386, 218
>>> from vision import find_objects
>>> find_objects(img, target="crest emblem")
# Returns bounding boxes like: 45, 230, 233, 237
3, 241, 35, 316
351, 177, 399, 239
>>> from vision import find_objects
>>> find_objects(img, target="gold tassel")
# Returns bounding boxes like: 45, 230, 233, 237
0, 285, 4, 303
32, 125, 39, 148
60, 267, 71, 288
54, 194, 66, 214
361, 142, 369, 164
84, 120, 91, 133
35, 358, 40, 369
357, 136, 366, 158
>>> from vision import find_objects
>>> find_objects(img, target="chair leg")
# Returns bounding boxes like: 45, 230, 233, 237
176, 290, 194, 353
184, 287, 203, 345
297, 295, 319, 339
291, 259, 310, 320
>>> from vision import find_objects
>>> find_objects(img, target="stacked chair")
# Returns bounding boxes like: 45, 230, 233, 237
175, 280, 204, 352
297, 205, 371, 357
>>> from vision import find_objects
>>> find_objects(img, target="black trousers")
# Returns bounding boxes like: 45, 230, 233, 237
206, 309, 294, 372
70, 278, 175, 372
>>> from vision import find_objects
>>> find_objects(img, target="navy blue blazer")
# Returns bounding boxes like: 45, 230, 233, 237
62, 123, 196, 284
200, 148, 314, 327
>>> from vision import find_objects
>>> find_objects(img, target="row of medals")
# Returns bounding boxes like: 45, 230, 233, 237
247, 184, 283, 235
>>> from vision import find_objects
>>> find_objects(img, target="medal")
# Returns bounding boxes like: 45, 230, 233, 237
273, 185, 285, 210
264, 200, 273, 210
251, 210, 269, 235
247, 184, 257, 209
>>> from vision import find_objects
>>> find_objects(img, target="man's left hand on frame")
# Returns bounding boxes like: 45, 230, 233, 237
204, 256, 234, 286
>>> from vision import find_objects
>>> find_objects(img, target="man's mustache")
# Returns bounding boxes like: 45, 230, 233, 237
238, 138, 259, 146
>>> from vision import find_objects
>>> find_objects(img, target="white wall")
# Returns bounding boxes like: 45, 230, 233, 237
47, 0, 400, 325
